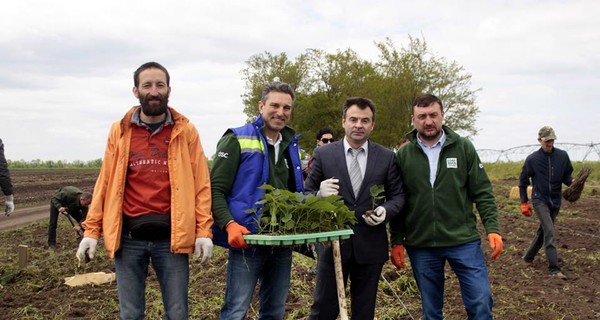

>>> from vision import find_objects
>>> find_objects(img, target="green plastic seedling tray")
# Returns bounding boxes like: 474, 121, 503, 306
243, 229, 354, 246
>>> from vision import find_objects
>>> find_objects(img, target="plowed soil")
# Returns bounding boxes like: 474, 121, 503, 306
0, 169, 599, 319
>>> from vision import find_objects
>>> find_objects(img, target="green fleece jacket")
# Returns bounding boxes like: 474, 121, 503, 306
51, 186, 88, 220
390, 126, 500, 247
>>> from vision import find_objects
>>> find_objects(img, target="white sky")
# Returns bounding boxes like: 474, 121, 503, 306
1, 0, 599, 162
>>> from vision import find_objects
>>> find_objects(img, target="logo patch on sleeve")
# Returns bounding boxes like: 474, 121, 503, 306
218, 151, 229, 159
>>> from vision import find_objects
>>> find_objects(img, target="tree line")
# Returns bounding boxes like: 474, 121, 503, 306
9, 35, 479, 166
241, 35, 479, 154
8, 158, 102, 169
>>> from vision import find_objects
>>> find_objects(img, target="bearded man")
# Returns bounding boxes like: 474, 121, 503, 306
77, 61, 213, 319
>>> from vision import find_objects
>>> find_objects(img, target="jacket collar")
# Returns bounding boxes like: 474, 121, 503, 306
121, 106, 186, 129
252, 115, 297, 142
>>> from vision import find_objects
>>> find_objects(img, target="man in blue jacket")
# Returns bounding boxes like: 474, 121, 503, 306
210, 81, 304, 319
519, 126, 574, 279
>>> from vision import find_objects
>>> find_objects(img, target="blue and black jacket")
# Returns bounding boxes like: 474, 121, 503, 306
519, 147, 573, 208
210, 116, 304, 248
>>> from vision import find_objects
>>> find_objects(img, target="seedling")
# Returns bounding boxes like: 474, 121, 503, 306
364, 184, 385, 218
249, 184, 356, 236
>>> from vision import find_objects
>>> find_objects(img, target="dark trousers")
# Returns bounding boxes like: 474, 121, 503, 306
309, 256, 383, 320
524, 203, 561, 273
47, 203, 82, 246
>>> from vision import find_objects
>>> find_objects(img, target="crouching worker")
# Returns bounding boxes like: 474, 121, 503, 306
76, 61, 214, 319
47, 186, 92, 249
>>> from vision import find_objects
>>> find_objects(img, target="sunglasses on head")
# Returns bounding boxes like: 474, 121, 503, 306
320, 138, 334, 143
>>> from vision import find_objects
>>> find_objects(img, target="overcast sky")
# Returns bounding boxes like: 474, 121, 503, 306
1, 0, 599, 162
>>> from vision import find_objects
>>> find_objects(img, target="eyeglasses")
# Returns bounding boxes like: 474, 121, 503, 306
320, 138, 334, 143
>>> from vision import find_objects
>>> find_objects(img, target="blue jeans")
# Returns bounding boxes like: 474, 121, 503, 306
220, 246, 292, 320
406, 240, 493, 320
114, 235, 190, 320
524, 203, 561, 273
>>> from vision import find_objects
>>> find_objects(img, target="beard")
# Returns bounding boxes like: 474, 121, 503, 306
418, 126, 442, 142
139, 93, 169, 116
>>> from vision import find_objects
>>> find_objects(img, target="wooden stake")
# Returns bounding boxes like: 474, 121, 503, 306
332, 239, 348, 320
17, 244, 29, 268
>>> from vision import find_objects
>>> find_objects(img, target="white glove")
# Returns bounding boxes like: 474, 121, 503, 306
363, 206, 386, 226
194, 237, 213, 263
4, 194, 14, 216
76, 237, 98, 261
317, 178, 339, 198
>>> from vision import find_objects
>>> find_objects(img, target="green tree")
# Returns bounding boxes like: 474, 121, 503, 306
375, 36, 480, 139
240, 52, 313, 122
294, 48, 379, 149
240, 35, 480, 153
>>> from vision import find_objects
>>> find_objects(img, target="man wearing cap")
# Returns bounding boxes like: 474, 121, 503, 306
519, 126, 574, 279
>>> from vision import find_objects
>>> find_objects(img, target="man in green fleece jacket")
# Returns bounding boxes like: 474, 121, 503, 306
389, 93, 503, 320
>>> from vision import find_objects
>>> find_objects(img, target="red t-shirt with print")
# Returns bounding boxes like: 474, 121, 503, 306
122, 124, 173, 218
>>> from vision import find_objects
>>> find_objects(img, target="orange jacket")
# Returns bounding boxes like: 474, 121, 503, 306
82, 106, 212, 258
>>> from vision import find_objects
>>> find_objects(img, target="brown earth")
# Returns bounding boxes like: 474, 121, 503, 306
0, 168, 98, 231
0, 169, 599, 319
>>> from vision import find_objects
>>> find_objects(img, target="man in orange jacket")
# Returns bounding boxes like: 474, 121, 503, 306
76, 62, 213, 319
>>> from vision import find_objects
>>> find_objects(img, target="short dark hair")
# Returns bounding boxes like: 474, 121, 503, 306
316, 128, 334, 140
343, 97, 376, 121
412, 94, 443, 113
261, 81, 295, 104
134, 62, 170, 87
81, 192, 92, 201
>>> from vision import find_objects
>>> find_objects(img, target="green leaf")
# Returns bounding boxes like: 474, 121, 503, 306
284, 220, 295, 230
282, 212, 292, 223
254, 184, 355, 235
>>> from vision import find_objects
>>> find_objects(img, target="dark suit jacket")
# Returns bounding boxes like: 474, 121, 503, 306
305, 140, 405, 264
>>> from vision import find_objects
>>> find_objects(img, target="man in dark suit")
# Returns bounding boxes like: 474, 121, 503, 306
305, 97, 406, 320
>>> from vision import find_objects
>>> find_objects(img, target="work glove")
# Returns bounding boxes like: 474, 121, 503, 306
390, 244, 405, 269
4, 194, 14, 216
76, 237, 98, 262
226, 221, 251, 249
363, 206, 386, 226
317, 178, 339, 198
194, 237, 213, 263
488, 233, 503, 259
520, 203, 533, 217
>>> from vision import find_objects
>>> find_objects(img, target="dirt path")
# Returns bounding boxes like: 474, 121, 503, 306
0, 205, 48, 231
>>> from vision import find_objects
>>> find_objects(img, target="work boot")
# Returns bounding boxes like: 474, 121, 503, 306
550, 271, 567, 279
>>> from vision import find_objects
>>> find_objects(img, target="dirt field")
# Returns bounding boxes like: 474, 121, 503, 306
0, 168, 599, 319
